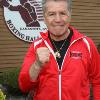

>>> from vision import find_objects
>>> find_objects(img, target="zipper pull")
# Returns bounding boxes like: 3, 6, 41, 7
59, 70, 61, 75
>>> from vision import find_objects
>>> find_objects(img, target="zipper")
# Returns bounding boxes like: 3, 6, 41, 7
58, 37, 85, 100
43, 37, 85, 100
59, 69, 61, 100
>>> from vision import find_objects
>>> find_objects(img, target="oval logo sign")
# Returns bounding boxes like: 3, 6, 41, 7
3, 0, 47, 42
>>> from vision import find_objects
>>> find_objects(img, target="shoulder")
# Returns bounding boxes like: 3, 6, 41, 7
83, 36, 99, 59
84, 36, 96, 48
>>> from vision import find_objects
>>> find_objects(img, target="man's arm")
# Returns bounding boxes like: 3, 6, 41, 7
29, 47, 50, 80
29, 60, 42, 80
18, 43, 37, 93
88, 39, 100, 100
18, 43, 50, 93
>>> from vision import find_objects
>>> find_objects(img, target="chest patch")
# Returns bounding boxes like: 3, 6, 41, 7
70, 51, 82, 59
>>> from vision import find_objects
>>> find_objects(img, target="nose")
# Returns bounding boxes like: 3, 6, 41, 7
54, 14, 62, 22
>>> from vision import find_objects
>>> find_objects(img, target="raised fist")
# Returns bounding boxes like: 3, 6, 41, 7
36, 47, 50, 66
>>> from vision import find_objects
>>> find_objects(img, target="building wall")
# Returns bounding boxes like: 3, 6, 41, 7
71, 0, 100, 45
0, 0, 100, 71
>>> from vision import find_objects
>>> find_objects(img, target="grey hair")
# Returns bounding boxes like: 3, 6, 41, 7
41, 0, 72, 13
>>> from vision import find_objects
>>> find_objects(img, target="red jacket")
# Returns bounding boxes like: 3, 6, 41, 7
18, 26, 100, 100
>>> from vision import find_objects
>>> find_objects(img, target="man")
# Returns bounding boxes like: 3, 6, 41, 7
3, 0, 40, 27
18, 0, 100, 100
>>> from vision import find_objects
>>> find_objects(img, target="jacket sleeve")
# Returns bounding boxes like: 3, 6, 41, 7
18, 43, 39, 93
88, 39, 100, 100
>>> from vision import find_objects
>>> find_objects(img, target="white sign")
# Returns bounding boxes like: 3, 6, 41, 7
3, 0, 47, 42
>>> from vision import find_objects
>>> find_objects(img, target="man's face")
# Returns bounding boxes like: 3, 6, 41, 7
44, 1, 71, 40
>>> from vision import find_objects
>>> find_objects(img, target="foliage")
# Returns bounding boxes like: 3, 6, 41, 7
0, 89, 6, 100
0, 67, 23, 95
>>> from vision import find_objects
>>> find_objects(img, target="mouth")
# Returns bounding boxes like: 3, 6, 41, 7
54, 24, 64, 26
54, 25, 64, 28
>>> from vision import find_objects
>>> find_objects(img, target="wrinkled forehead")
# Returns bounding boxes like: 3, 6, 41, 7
49, 2, 67, 8
43, 0, 68, 3
42, 0, 71, 12
44, 0, 68, 5
44, 0, 69, 12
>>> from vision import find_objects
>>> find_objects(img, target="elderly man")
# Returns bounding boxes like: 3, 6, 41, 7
18, 0, 100, 100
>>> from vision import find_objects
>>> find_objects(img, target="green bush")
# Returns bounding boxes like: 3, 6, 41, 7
0, 67, 22, 95
0, 89, 6, 100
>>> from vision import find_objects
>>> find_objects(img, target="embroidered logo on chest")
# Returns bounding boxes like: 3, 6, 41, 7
70, 51, 82, 59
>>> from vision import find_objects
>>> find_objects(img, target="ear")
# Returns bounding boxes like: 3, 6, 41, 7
68, 14, 72, 22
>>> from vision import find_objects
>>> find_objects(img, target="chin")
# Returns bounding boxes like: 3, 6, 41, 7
53, 32, 65, 37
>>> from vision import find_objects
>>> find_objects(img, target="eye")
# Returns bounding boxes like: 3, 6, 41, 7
48, 13, 55, 16
47, 12, 55, 17
61, 12, 66, 15
60, 11, 69, 16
